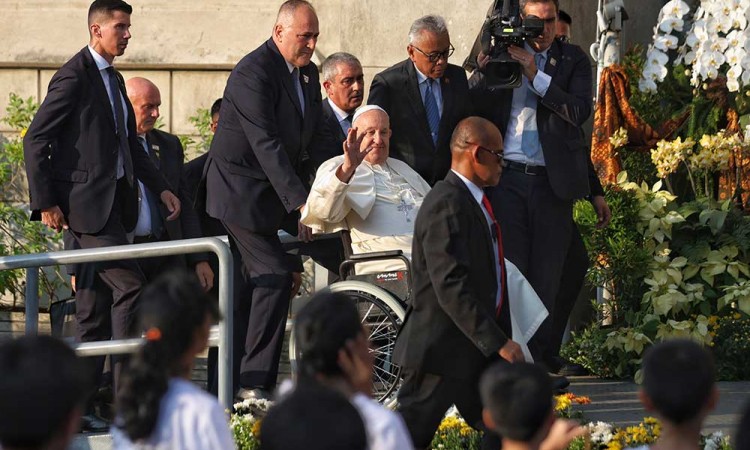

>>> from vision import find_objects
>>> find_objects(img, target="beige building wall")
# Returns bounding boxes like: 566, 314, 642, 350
0, 0, 665, 137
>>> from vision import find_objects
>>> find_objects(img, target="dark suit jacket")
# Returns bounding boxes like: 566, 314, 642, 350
24, 47, 169, 234
183, 152, 227, 238
393, 171, 510, 381
472, 40, 594, 201
145, 129, 205, 265
368, 60, 473, 186
319, 98, 347, 159
202, 38, 327, 234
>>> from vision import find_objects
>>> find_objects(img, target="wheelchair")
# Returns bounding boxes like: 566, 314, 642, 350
288, 231, 410, 408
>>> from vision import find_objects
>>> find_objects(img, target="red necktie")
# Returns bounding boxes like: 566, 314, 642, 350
481, 194, 506, 317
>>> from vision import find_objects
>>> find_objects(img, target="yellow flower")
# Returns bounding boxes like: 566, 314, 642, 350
554, 394, 572, 412
252, 419, 262, 437
20, 128, 28, 138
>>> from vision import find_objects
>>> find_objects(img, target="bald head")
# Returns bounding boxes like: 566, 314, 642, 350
126, 77, 161, 135
273, 0, 319, 67
450, 117, 504, 187
275, 0, 316, 27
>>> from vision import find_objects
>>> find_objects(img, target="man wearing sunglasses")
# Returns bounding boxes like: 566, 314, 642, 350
368, 15, 473, 186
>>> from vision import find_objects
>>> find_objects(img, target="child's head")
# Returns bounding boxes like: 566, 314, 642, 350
640, 339, 717, 425
261, 382, 367, 450
0, 336, 90, 450
116, 270, 220, 441
480, 362, 554, 442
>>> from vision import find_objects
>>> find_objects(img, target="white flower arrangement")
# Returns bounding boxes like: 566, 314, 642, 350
640, 0, 750, 93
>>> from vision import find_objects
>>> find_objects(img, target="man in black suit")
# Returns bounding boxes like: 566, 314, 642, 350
394, 117, 524, 450
124, 77, 214, 287
202, 0, 327, 400
368, 15, 473, 186
471, 0, 611, 375
22, 0, 180, 423
319, 52, 364, 156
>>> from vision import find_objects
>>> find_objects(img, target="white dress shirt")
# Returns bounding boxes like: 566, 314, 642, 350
451, 170, 502, 309
327, 98, 353, 135
503, 42, 552, 166
87, 45, 128, 179
414, 64, 444, 116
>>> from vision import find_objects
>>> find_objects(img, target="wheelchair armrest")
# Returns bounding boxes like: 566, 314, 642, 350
347, 250, 404, 261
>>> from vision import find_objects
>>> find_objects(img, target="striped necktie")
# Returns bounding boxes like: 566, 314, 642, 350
423, 78, 440, 146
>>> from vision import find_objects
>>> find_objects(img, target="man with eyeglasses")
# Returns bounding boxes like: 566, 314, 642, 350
368, 14, 473, 186
201, 0, 330, 401
471, 0, 611, 386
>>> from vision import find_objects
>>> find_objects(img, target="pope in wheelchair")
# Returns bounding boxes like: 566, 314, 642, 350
298, 106, 548, 403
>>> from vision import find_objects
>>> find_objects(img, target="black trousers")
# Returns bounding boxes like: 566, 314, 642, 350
550, 226, 589, 363
70, 179, 145, 392
397, 369, 502, 450
223, 221, 293, 390
206, 243, 252, 396
490, 169, 574, 367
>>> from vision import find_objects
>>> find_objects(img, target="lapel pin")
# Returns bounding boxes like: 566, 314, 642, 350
302, 74, 309, 84
550, 58, 557, 66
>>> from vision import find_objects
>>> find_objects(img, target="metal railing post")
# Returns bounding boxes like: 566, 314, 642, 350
24, 268, 39, 336
0, 237, 235, 407
214, 238, 234, 409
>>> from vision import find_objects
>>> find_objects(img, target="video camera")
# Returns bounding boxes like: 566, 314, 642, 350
480, 0, 544, 89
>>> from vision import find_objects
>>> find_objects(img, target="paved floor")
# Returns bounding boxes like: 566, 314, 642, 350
569, 377, 750, 439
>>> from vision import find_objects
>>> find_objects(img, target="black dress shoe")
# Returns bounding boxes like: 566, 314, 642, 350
559, 362, 589, 376
80, 413, 109, 433
551, 375, 570, 394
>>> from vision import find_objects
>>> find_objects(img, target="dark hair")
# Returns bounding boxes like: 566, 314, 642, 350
480, 362, 553, 441
88, 0, 132, 23
737, 400, 750, 450
0, 336, 90, 449
558, 9, 572, 25
116, 270, 219, 442
520, 0, 559, 13
294, 292, 363, 379
642, 339, 715, 424
260, 382, 367, 450
210, 98, 222, 118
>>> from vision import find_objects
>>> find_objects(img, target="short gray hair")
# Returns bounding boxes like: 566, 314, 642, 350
408, 15, 449, 44
321, 52, 362, 83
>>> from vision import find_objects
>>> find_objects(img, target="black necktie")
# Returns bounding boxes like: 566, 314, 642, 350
344, 114, 354, 133
105, 66, 133, 185
292, 67, 305, 116
138, 136, 163, 238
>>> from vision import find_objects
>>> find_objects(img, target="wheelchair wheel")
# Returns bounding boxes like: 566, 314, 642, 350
289, 281, 405, 409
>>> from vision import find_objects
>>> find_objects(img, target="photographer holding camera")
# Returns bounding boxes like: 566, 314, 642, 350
471, 0, 611, 385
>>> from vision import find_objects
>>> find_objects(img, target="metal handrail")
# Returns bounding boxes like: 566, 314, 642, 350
0, 237, 234, 407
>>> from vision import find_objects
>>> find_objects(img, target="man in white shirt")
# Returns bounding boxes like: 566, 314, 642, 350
301, 105, 431, 273
292, 291, 414, 450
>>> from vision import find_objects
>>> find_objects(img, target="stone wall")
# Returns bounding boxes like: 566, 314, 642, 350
0, 0, 666, 139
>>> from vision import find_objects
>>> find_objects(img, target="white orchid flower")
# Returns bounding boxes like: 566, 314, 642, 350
662, 0, 691, 18
659, 16, 685, 32
654, 34, 680, 51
